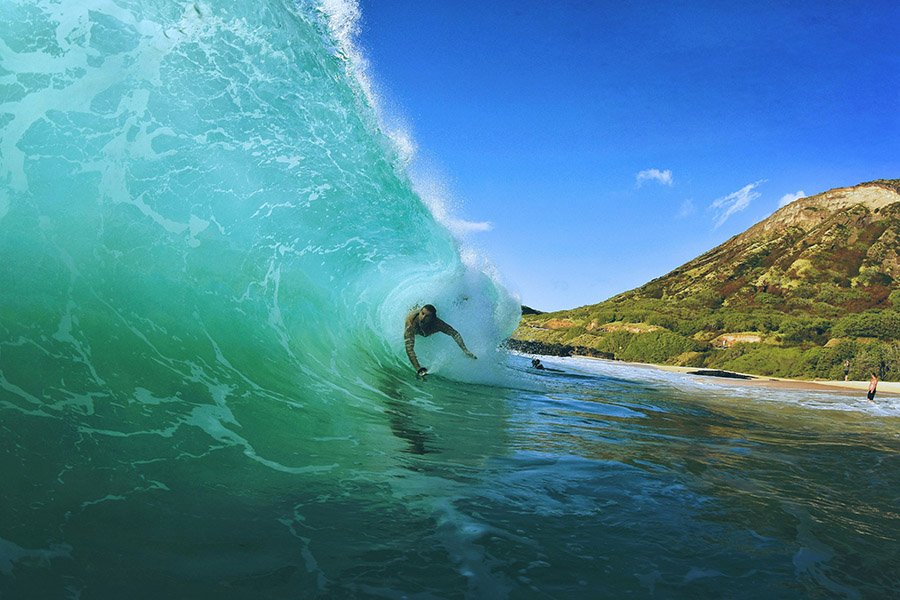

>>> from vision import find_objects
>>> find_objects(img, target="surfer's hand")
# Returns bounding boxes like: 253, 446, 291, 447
417, 367, 428, 377
465, 351, 477, 359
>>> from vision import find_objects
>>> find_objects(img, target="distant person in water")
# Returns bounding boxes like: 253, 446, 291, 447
404, 304, 476, 377
530, 357, 564, 373
867, 372, 878, 402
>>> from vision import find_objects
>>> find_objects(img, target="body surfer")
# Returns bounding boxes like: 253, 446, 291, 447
531, 357, 564, 373
404, 304, 476, 377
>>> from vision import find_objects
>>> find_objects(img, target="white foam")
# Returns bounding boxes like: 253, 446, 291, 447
314, 0, 506, 275
556, 356, 900, 416
315, 0, 415, 165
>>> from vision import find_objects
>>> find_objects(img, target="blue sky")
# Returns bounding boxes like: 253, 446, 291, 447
356, 1, 900, 311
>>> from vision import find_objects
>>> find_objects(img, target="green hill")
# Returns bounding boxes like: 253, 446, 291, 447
511, 179, 900, 380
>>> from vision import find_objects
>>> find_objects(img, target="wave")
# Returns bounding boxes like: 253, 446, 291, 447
0, 0, 519, 450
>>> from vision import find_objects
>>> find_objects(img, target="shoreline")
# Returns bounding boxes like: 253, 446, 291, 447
568, 354, 900, 396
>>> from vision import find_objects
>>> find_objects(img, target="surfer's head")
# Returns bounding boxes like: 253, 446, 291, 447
419, 304, 437, 324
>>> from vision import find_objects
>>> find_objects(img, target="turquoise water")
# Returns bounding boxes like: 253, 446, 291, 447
2, 1, 899, 598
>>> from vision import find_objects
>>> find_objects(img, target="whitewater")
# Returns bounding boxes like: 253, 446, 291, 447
1, 1, 898, 598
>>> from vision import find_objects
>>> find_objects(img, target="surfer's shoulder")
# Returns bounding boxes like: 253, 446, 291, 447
404, 311, 419, 335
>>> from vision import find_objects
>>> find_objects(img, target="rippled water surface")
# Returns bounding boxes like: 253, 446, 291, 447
4, 354, 899, 598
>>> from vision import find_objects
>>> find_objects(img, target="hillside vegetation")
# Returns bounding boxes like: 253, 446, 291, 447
511, 180, 900, 380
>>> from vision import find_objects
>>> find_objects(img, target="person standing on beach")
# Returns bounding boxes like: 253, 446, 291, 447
867, 372, 878, 402
844, 360, 851, 381
404, 304, 476, 377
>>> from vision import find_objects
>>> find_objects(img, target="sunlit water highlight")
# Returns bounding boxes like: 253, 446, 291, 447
1, 1, 898, 598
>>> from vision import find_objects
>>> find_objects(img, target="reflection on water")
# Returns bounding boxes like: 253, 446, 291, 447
376, 373, 437, 455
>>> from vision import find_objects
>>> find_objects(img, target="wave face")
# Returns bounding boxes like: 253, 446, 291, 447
1, 0, 518, 446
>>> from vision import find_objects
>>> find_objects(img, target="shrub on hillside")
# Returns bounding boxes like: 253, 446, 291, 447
667, 311, 724, 335
646, 312, 678, 330
832, 311, 900, 340
754, 292, 786, 307
619, 331, 702, 364
703, 338, 898, 380
889, 289, 900, 309
590, 309, 618, 325
851, 341, 900, 380
686, 290, 725, 309
673, 351, 707, 367
856, 270, 893, 287
590, 330, 634, 357
817, 284, 870, 310
721, 311, 770, 333
707, 344, 805, 378
778, 318, 831, 344
561, 326, 586, 342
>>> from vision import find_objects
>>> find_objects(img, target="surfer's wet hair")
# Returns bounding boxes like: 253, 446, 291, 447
422, 304, 436, 314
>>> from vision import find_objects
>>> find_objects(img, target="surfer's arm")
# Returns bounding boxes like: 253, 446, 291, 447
436, 320, 476, 359
404, 324, 423, 372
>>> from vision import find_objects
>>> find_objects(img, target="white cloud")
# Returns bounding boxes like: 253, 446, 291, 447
710, 180, 765, 228
677, 198, 695, 218
636, 168, 673, 187
779, 190, 806, 207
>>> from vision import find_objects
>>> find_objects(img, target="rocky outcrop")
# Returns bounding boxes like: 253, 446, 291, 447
687, 370, 754, 380
506, 338, 615, 360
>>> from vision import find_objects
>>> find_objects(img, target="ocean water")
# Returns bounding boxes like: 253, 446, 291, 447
2, 1, 898, 598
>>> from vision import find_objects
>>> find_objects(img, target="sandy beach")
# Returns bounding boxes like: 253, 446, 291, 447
573, 355, 900, 396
